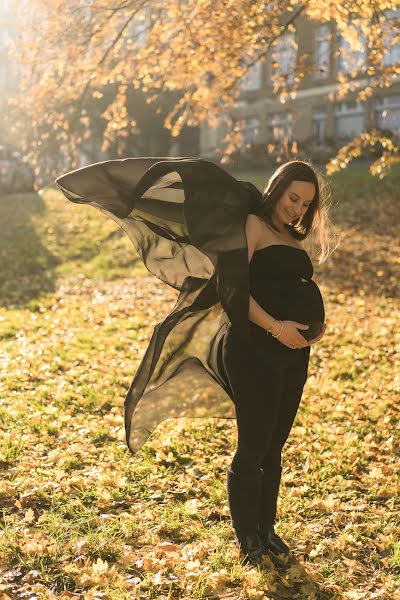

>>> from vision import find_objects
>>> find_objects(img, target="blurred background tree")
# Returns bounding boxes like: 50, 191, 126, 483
3, 0, 400, 186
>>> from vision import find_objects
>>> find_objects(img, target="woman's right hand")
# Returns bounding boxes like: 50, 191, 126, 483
270, 320, 310, 349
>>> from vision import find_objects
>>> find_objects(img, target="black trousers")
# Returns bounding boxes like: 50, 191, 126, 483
222, 322, 310, 540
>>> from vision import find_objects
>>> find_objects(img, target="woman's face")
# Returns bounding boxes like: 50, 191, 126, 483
274, 180, 316, 226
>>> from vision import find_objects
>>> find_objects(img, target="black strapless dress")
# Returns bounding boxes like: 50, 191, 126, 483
249, 244, 325, 343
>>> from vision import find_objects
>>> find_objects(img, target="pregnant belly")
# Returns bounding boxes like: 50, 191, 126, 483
252, 279, 325, 335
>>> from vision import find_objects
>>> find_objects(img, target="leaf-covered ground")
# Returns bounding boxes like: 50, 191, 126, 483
0, 163, 399, 599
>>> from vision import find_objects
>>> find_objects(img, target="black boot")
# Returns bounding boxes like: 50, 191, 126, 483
258, 525, 291, 556
226, 466, 265, 567
258, 464, 290, 555
259, 526, 290, 555
258, 464, 282, 533
236, 531, 265, 567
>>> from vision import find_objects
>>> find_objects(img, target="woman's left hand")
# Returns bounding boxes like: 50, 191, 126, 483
303, 322, 327, 346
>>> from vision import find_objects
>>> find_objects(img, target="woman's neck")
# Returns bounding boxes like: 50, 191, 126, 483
267, 219, 292, 239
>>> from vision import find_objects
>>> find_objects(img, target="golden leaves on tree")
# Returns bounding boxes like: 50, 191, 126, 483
7, 0, 400, 183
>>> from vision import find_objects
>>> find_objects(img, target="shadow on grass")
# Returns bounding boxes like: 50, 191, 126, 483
258, 552, 338, 600
0, 192, 59, 308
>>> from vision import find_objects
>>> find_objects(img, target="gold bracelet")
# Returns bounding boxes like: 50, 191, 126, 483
271, 320, 284, 338
267, 318, 278, 333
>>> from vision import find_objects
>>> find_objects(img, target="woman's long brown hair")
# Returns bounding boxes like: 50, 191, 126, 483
254, 159, 339, 264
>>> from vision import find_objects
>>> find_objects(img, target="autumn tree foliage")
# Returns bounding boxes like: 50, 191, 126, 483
8, 0, 400, 185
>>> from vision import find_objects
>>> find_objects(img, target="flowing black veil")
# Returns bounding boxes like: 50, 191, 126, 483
55, 157, 264, 454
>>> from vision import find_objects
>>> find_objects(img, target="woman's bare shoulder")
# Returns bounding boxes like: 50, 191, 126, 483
245, 214, 264, 236
246, 213, 263, 226
245, 214, 264, 252
246, 214, 274, 243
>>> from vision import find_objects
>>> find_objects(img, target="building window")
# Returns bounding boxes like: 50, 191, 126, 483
375, 96, 400, 137
335, 101, 364, 143
241, 61, 262, 92
314, 25, 331, 78
127, 8, 151, 48
384, 39, 400, 66
242, 117, 260, 147
268, 112, 293, 142
0, 1, 11, 15
0, 29, 12, 92
312, 108, 327, 145
383, 9, 400, 66
271, 33, 297, 84
204, 123, 219, 152
0, 65, 6, 90
0, 28, 9, 51
337, 28, 366, 74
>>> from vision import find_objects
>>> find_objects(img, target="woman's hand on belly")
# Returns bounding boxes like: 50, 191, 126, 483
302, 322, 327, 346
273, 320, 312, 349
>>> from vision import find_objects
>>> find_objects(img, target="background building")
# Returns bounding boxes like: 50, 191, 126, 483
200, 11, 400, 163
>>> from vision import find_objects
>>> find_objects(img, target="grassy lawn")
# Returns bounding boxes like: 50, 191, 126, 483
0, 162, 399, 599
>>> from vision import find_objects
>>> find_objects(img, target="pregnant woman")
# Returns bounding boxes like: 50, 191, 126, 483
223, 162, 328, 568
56, 157, 334, 571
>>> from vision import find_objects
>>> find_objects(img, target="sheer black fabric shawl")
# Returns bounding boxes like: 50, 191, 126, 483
55, 157, 264, 454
